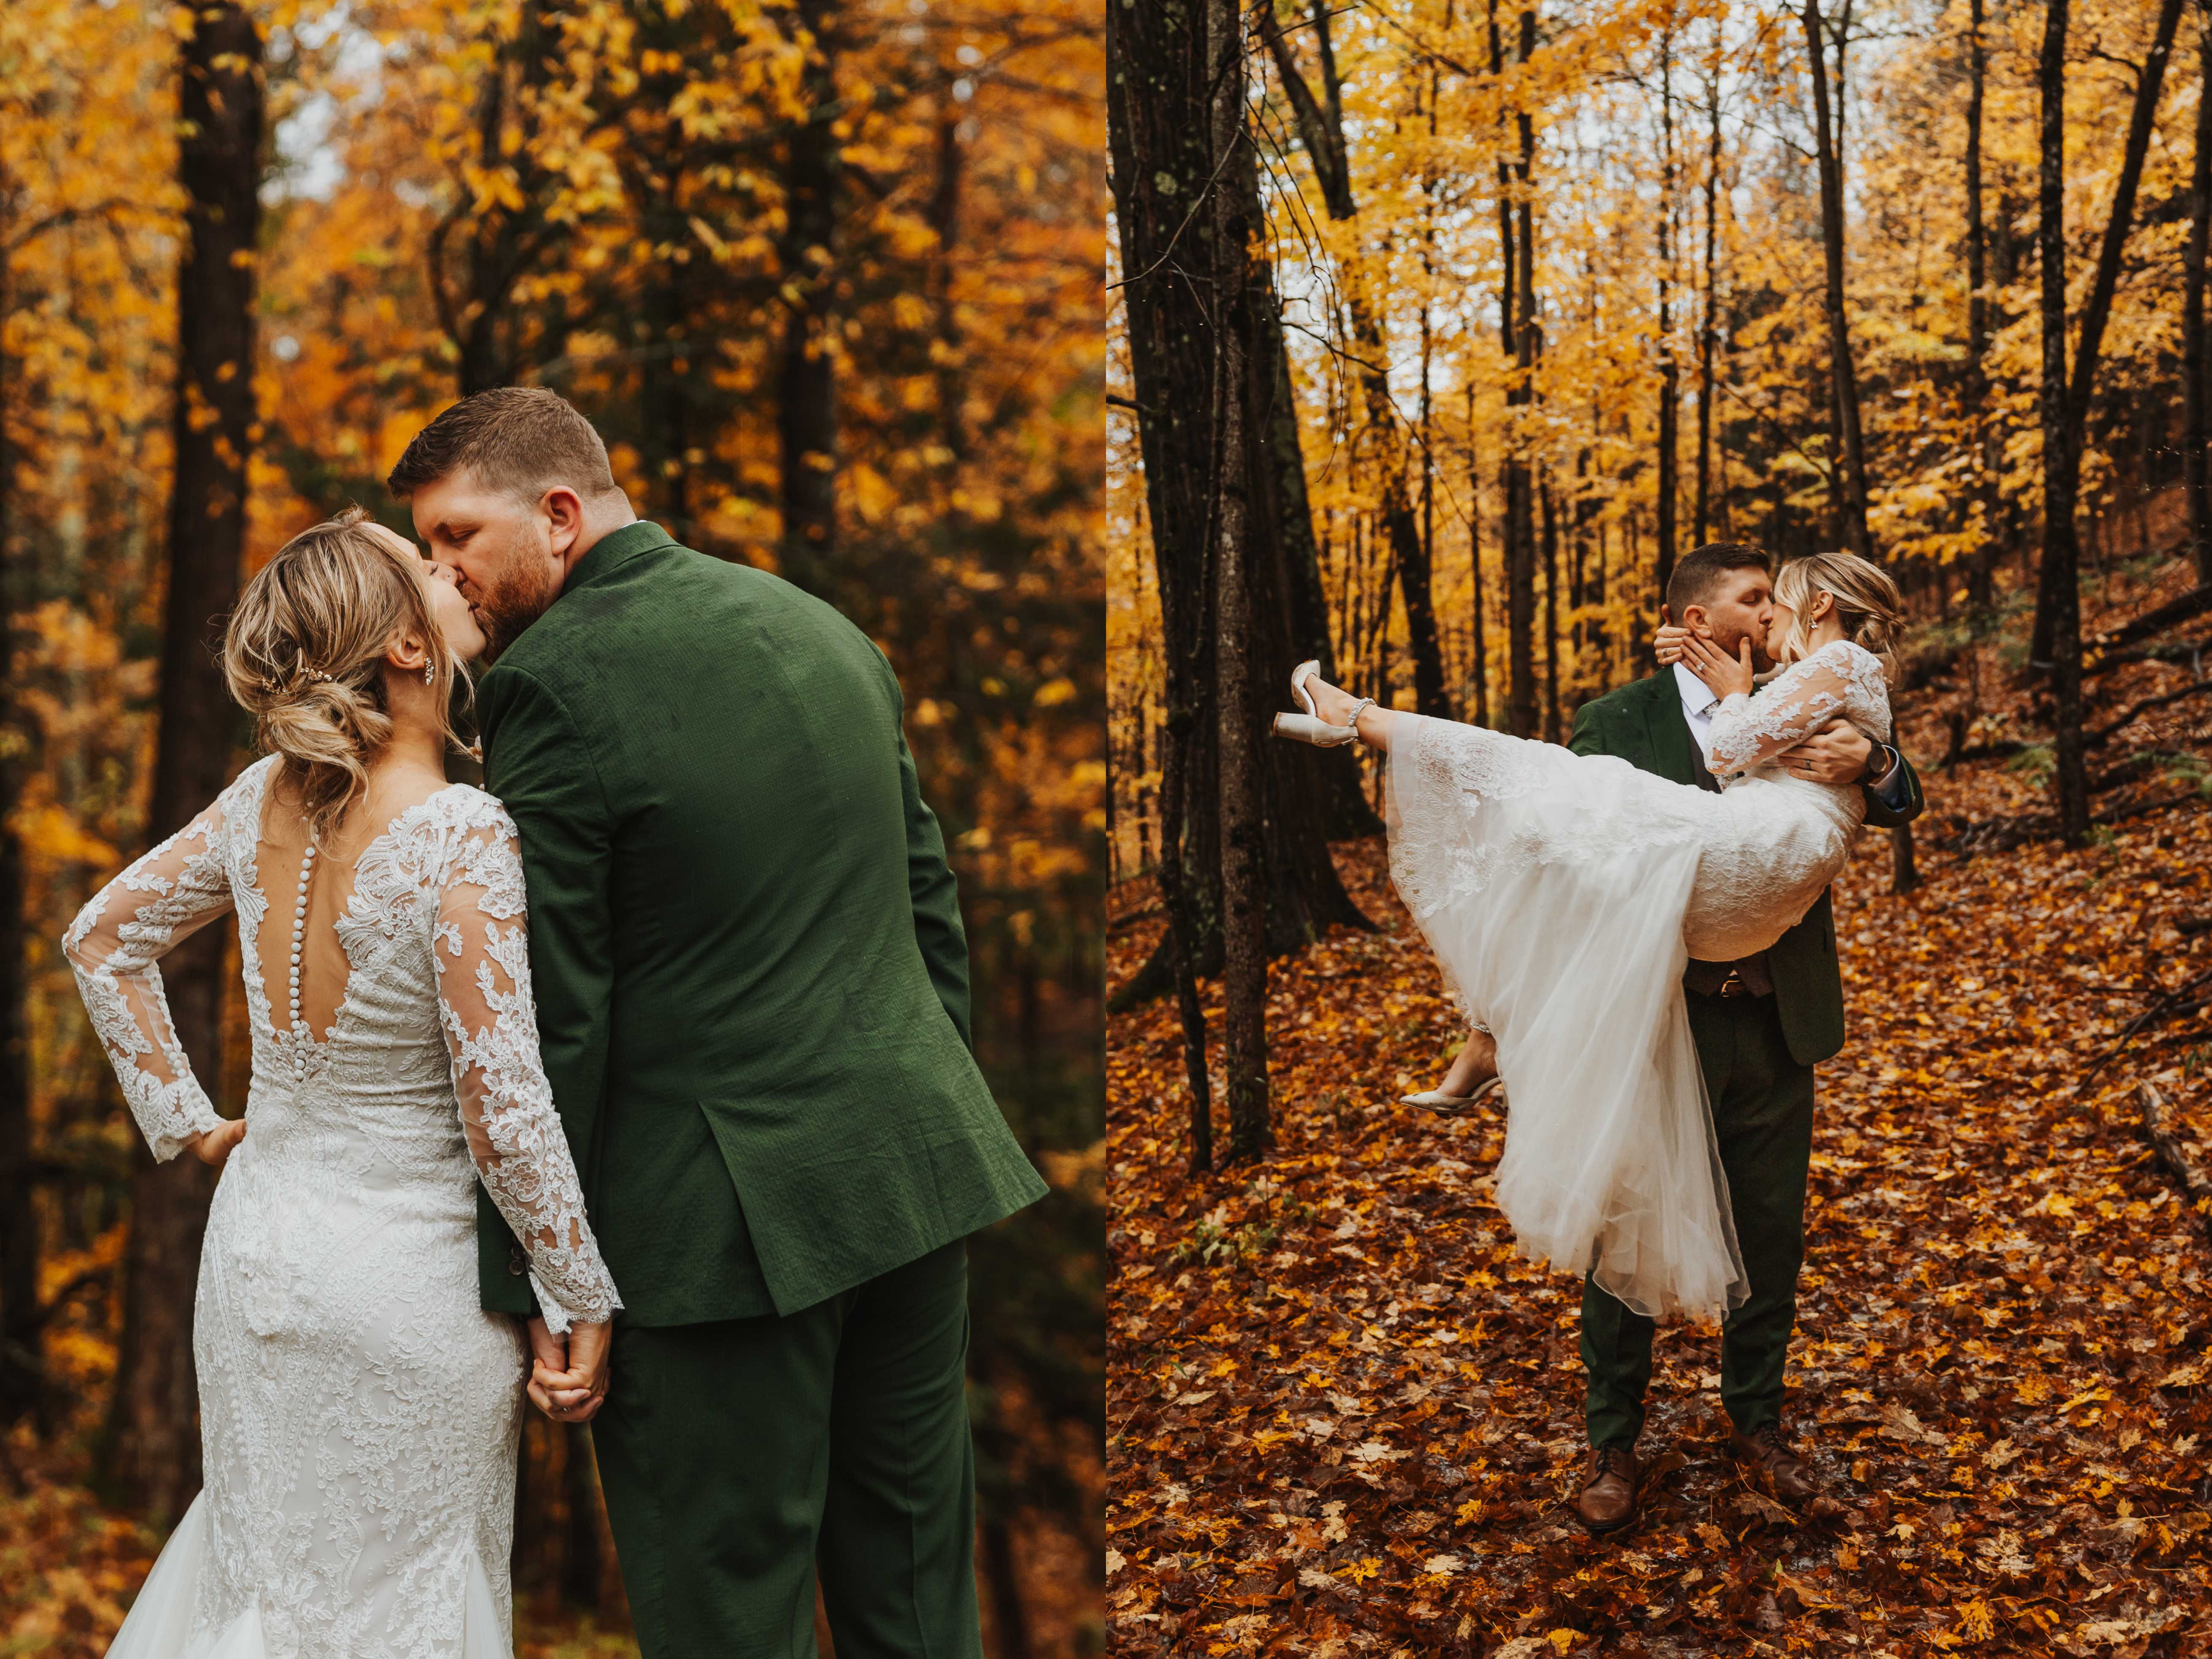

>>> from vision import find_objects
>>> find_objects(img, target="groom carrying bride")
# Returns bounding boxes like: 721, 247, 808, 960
1565, 542, 1924, 1533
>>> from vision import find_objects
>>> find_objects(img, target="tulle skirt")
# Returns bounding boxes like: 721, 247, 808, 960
1385, 713, 1767, 1322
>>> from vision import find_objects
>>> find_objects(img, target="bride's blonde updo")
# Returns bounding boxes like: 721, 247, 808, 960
223, 507, 464, 843
1771, 551, 1907, 680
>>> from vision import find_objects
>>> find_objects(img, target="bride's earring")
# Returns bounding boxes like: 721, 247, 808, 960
423, 658, 435, 686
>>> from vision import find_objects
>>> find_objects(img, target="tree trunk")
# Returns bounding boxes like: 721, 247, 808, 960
1541, 472, 1561, 741
1466, 385, 1490, 726
1657, 31, 1681, 601
1260, 2, 1447, 721
0, 199, 37, 1430
102, 0, 264, 1520
1245, 162, 1382, 838
1211, 0, 1270, 1164
431, 0, 562, 397
1694, 65, 1721, 549
1802, 0, 1872, 557
1965, 0, 1996, 606
2188, 18, 2212, 586
1108, 0, 1368, 1023
2030, 0, 2183, 664
561, 1424, 609, 1610
1493, 2, 1543, 737
1106, 0, 1216, 1123
2036, 0, 2089, 845
981, 1510, 1034, 1659
1890, 823, 1918, 894
776, 0, 842, 594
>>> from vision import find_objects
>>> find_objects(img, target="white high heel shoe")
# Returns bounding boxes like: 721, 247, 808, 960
1401, 1076, 1504, 1113
1271, 660, 1373, 747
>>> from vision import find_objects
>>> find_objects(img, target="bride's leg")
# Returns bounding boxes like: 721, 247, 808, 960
1438, 1028, 1499, 1096
1304, 673, 1401, 752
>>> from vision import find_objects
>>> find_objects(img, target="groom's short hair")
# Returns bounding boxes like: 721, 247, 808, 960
1667, 542, 1773, 615
386, 386, 620, 505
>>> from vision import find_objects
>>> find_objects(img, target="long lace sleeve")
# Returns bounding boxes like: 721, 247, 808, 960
432, 805, 619, 1334
1706, 641, 1892, 777
62, 797, 238, 1162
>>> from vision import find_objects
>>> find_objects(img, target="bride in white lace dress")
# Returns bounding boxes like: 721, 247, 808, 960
1276, 552, 1904, 1323
64, 510, 619, 1659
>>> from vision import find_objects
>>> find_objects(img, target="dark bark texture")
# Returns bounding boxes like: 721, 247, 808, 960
776, 0, 844, 593
1211, 0, 1271, 1163
1802, 0, 1872, 557
2188, 19, 2212, 586
102, 0, 264, 1522
1108, 0, 1369, 1021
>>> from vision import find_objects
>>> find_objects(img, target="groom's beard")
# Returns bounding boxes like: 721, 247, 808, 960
471, 560, 562, 664
1717, 627, 1775, 674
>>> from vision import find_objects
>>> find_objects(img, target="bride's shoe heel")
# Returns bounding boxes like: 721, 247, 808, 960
1401, 1076, 1504, 1114
1273, 711, 1359, 746
1273, 659, 1371, 748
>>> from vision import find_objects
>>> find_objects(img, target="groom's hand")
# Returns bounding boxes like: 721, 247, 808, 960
1653, 622, 1700, 666
534, 1320, 611, 1424
523, 1316, 572, 1418
1780, 719, 1888, 786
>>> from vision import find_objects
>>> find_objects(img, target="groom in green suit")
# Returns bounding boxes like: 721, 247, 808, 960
390, 388, 1047, 1656
1563, 542, 1923, 1534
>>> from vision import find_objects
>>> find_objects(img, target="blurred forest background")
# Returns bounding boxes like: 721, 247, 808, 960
0, 0, 1103, 1653
1109, 0, 2212, 1157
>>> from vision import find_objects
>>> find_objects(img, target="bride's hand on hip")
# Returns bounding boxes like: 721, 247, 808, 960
188, 1118, 248, 1169
1681, 631, 1755, 700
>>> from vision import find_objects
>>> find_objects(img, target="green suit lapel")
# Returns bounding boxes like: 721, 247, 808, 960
1632, 672, 1703, 788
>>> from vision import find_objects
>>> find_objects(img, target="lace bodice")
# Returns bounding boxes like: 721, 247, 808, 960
63, 755, 618, 1332
1706, 638, 1892, 778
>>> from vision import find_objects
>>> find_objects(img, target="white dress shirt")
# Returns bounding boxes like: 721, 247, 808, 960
1672, 662, 1722, 766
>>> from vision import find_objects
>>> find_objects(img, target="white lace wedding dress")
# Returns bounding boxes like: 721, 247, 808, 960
64, 755, 620, 1659
1384, 639, 1892, 1322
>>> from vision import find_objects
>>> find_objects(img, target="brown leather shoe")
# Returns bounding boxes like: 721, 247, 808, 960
1575, 1443, 1640, 1534
1728, 1423, 1818, 1501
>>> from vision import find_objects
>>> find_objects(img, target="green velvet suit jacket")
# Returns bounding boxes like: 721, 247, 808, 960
1566, 669, 1925, 1068
472, 522, 1047, 1324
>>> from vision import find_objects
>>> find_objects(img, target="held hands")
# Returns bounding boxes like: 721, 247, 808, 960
1678, 630, 1756, 701
525, 1315, 611, 1424
188, 1118, 248, 1169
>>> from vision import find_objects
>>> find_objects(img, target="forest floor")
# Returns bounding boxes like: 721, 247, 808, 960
0, 1425, 638, 1658
1106, 554, 2212, 1657
0, 1363, 1094, 1659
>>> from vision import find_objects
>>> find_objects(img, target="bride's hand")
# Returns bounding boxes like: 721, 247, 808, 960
1680, 631, 1755, 701
1654, 623, 1696, 666
188, 1118, 248, 1169
531, 1319, 611, 1424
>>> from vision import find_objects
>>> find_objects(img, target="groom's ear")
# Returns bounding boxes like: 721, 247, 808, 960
540, 485, 586, 558
1678, 602, 1708, 633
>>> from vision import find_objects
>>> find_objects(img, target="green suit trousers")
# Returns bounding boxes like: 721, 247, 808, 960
590, 1240, 982, 1659
1580, 988, 1817, 1447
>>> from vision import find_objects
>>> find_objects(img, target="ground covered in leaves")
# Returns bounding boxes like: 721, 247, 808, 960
1106, 567, 2212, 1657
0, 1432, 642, 1659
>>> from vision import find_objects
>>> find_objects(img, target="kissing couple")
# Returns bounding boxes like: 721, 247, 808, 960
67, 387, 1048, 1656
1274, 541, 1925, 1532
